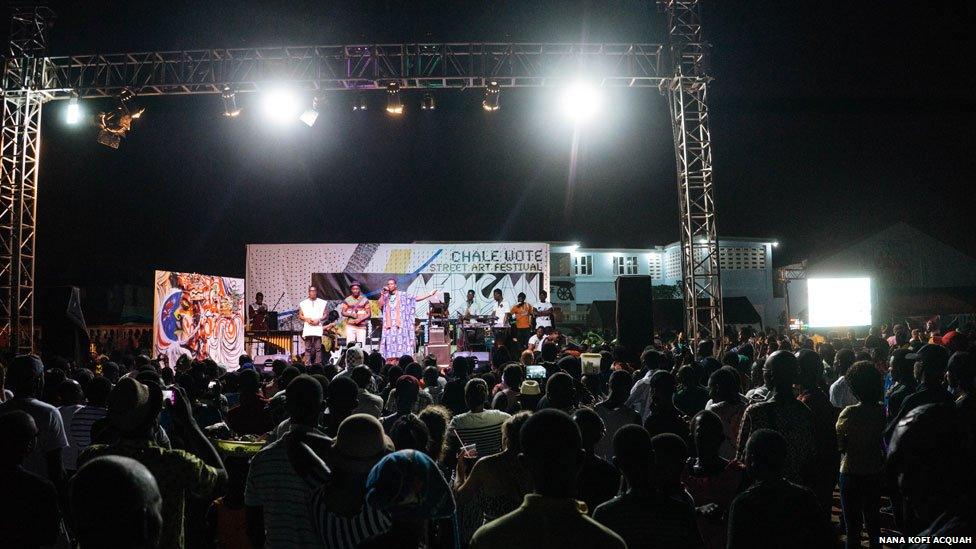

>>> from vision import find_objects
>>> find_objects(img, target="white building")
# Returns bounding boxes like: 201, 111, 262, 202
549, 238, 783, 328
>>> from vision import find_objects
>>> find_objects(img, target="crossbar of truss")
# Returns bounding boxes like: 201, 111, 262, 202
33, 42, 665, 99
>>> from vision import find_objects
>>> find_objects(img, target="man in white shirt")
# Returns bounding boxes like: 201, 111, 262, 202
0, 355, 68, 485
829, 375, 858, 408
534, 289, 553, 331
527, 326, 546, 352
491, 289, 510, 328
298, 286, 328, 365
829, 349, 858, 408
460, 289, 478, 320
490, 289, 511, 352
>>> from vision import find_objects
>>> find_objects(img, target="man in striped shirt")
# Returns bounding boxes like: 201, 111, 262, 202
445, 379, 511, 459
68, 377, 111, 469
245, 375, 326, 548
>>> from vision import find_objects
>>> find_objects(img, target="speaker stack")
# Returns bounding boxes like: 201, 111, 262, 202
426, 326, 452, 367
615, 275, 655, 363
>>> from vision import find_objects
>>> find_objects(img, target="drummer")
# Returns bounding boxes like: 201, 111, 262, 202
249, 292, 269, 330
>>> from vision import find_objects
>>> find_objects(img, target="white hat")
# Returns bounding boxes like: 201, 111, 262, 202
520, 379, 541, 396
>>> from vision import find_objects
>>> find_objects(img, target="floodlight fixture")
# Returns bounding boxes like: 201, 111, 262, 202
421, 92, 436, 111
559, 81, 602, 122
483, 81, 501, 111
221, 86, 242, 117
95, 89, 145, 149
300, 95, 323, 127
386, 82, 403, 114
353, 94, 368, 111
65, 93, 82, 124
261, 87, 301, 124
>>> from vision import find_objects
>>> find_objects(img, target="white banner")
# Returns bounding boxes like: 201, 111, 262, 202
246, 243, 550, 321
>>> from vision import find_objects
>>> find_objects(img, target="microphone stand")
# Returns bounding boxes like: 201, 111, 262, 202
271, 292, 285, 312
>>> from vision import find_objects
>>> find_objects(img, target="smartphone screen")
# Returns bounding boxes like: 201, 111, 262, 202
162, 389, 175, 405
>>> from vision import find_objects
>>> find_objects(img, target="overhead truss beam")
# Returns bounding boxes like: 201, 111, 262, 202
36, 42, 665, 99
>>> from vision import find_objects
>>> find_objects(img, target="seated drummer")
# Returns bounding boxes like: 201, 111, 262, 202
249, 292, 268, 331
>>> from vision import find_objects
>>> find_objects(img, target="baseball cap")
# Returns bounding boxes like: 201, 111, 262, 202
941, 330, 969, 353
905, 343, 950, 370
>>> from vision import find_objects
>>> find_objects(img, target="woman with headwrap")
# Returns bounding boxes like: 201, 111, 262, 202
361, 449, 459, 549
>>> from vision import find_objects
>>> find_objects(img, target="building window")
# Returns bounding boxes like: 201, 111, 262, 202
649, 254, 663, 278
614, 256, 638, 275
718, 246, 767, 270
665, 248, 682, 279
551, 253, 572, 277
573, 254, 592, 276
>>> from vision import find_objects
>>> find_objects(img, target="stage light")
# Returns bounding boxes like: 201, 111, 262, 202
421, 92, 435, 111
261, 88, 301, 124
559, 81, 602, 122
65, 94, 82, 124
221, 86, 241, 117
96, 89, 144, 149
300, 95, 322, 127
386, 82, 403, 114
353, 94, 368, 111
482, 81, 500, 111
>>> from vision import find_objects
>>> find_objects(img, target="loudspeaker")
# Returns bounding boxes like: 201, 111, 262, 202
615, 275, 654, 360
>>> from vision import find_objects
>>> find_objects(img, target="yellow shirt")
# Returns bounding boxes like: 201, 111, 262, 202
836, 403, 885, 475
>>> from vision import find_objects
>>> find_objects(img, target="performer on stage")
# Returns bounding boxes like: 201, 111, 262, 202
339, 282, 371, 347
534, 289, 554, 332
491, 288, 514, 352
248, 292, 269, 331
511, 292, 535, 350
298, 285, 330, 365
491, 288, 510, 329
377, 278, 437, 360
461, 289, 477, 320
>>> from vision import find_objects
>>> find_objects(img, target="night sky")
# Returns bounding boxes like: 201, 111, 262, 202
9, 1, 975, 288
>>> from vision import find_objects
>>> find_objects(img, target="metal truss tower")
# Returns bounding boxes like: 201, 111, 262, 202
661, 0, 724, 346
1, 4, 54, 354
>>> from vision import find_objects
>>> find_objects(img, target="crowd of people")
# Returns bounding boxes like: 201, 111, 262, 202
0, 321, 974, 548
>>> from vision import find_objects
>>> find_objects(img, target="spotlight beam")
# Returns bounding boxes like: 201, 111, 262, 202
261, 88, 301, 124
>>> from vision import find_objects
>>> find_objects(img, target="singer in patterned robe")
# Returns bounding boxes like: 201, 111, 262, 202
377, 278, 437, 360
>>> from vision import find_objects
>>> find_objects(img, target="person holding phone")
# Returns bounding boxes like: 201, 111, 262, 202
78, 380, 226, 549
